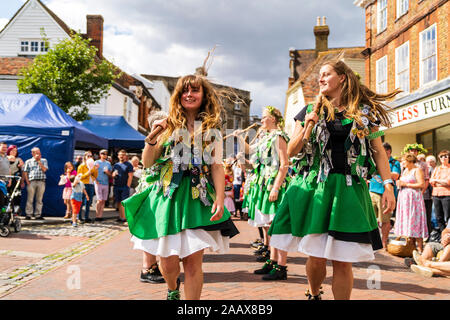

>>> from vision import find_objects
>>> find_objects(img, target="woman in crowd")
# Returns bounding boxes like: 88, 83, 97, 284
268, 57, 398, 299
6, 145, 24, 208
77, 151, 97, 223
394, 154, 428, 252
122, 74, 239, 300
430, 150, 450, 233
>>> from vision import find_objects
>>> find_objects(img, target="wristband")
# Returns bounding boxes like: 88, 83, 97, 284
145, 137, 157, 146
382, 179, 393, 186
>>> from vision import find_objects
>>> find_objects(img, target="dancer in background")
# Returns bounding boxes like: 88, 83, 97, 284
123, 74, 238, 300
235, 106, 290, 280
269, 57, 399, 299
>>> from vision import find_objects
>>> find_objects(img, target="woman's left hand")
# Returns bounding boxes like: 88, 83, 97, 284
382, 186, 396, 214
210, 200, 224, 221
269, 189, 279, 202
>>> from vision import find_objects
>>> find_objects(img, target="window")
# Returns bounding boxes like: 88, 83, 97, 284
30, 41, 39, 52
395, 42, 409, 93
376, 55, 388, 94
234, 116, 241, 130
40, 41, 49, 52
234, 102, 241, 111
377, 0, 388, 33
20, 41, 29, 52
420, 24, 437, 86
397, 0, 408, 19
19, 40, 50, 54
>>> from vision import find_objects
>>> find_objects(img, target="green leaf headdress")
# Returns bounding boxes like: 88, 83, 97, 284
403, 143, 427, 155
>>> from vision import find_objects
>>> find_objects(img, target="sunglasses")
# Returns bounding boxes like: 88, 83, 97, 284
439, 155, 449, 159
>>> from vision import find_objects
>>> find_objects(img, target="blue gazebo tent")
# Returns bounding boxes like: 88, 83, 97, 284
81, 114, 145, 149
0, 93, 108, 216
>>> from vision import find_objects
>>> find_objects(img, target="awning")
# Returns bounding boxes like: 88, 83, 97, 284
81, 114, 146, 149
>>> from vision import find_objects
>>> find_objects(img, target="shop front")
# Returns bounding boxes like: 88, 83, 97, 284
382, 81, 449, 158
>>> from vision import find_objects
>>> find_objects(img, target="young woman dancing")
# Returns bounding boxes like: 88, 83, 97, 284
122, 74, 239, 300
268, 57, 399, 299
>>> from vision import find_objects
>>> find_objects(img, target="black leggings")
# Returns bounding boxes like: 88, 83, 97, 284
433, 196, 450, 232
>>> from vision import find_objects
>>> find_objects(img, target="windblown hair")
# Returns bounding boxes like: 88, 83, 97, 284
317, 56, 401, 128
162, 74, 223, 142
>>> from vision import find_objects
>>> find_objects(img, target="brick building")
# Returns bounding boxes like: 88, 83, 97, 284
284, 17, 366, 137
354, 0, 449, 157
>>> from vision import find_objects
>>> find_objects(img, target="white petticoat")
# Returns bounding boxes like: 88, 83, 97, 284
270, 233, 376, 263
131, 229, 230, 259
248, 208, 275, 228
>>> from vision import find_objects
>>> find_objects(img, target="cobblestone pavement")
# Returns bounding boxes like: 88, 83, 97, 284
0, 218, 449, 300
0, 220, 128, 297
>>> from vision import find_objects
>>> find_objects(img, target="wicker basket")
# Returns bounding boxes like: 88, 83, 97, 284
387, 236, 416, 257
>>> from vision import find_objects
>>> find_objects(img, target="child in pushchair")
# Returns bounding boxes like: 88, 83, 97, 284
0, 175, 22, 237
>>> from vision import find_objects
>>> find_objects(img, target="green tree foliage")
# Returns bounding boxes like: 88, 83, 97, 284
17, 32, 120, 121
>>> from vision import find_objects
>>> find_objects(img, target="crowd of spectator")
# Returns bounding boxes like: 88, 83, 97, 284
368, 143, 449, 278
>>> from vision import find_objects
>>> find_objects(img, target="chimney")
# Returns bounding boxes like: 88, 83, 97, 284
314, 16, 329, 56
86, 15, 104, 58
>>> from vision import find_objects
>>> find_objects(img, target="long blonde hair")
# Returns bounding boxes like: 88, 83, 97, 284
162, 74, 223, 142
318, 58, 401, 127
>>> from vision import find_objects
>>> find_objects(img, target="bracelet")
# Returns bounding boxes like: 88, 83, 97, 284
145, 137, 157, 146
382, 179, 393, 186
367, 130, 384, 140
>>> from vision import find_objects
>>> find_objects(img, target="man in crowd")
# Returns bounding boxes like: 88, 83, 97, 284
112, 149, 133, 223
369, 142, 401, 249
0, 142, 11, 209
23, 147, 48, 220
94, 149, 112, 222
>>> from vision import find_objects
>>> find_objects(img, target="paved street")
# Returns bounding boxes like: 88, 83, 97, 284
0, 212, 449, 300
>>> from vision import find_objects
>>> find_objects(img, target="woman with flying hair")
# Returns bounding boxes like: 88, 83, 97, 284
122, 74, 238, 300
268, 56, 400, 299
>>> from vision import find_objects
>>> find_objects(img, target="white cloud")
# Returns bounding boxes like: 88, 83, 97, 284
39, 0, 365, 116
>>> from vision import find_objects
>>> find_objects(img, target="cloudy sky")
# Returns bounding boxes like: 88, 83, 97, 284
0, 0, 365, 116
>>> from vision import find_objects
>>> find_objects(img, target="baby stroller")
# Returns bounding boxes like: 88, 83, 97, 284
0, 175, 22, 237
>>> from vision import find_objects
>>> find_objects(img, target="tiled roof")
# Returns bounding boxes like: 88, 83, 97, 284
0, 57, 33, 75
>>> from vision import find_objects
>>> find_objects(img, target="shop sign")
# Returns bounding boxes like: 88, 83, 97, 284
389, 89, 450, 128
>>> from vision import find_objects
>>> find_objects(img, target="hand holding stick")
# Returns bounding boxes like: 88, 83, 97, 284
301, 97, 321, 143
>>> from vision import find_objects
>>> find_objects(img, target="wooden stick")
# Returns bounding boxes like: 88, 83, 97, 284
146, 125, 164, 141
223, 123, 258, 140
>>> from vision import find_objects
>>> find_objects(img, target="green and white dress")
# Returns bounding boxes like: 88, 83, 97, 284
242, 130, 291, 228
123, 138, 239, 259
268, 104, 383, 262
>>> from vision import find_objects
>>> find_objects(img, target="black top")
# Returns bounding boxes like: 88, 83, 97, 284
294, 106, 352, 174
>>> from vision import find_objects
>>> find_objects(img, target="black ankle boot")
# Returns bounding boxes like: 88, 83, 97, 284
262, 264, 287, 281
167, 278, 181, 300
305, 287, 324, 300
253, 245, 268, 256
254, 259, 276, 274
256, 249, 271, 262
